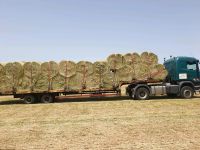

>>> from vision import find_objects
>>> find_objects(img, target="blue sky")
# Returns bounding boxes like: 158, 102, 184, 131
0, 0, 200, 63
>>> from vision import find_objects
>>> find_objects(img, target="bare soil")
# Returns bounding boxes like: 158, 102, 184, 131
0, 95, 200, 150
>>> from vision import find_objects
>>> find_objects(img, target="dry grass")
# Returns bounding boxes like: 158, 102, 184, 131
0, 95, 200, 150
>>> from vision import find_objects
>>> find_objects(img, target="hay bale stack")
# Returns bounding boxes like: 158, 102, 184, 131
0, 51, 168, 93
3, 62, 23, 92
58, 61, 76, 90
120, 52, 167, 81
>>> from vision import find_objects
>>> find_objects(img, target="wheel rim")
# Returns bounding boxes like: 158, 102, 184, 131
184, 90, 192, 98
42, 95, 53, 103
43, 96, 50, 102
26, 97, 32, 103
139, 91, 147, 99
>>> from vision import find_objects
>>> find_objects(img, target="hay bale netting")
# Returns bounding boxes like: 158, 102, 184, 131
124, 52, 141, 80
20, 62, 41, 92
35, 61, 59, 91
59, 61, 76, 90
3, 62, 23, 93
76, 61, 94, 89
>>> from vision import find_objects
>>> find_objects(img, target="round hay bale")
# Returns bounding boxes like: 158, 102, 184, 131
76, 61, 94, 89
141, 52, 158, 65
136, 63, 150, 80
124, 52, 140, 65
117, 65, 133, 82
36, 61, 59, 91
51, 73, 65, 90
124, 52, 141, 80
59, 61, 76, 78
91, 61, 109, 88
77, 61, 93, 75
41, 61, 59, 78
22, 62, 41, 91
4, 62, 23, 92
150, 64, 168, 80
58, 61, 77, 90
93, 61, 108, 75
23, 62, 41, 79
107, 54, 124, 70
68, 73, 84, 90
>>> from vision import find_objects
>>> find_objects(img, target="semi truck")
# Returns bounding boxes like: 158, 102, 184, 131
127, 56, 200, 100
1, 56, 200, 104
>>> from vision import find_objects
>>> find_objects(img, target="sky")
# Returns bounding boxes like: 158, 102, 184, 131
0, 0, 200, 63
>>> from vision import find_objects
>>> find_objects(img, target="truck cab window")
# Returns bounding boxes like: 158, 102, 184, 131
187, 63, 197, 70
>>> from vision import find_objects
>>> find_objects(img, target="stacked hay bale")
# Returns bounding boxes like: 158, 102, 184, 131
3, 62, 23, 93
89, 61, 113, 89
20, 62, 41, 92
75, 61, 94, 90
107, 54, 124, 88
58, 61, 76, 90
0, 51, 168, 94
34, 61, 59, 91
124, 52, 167, 81
139, 52, 167, 80
123, 52, 141, 80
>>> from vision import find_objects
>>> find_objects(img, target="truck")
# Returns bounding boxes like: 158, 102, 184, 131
1, 56, 200, 104
127, 56, 200, 100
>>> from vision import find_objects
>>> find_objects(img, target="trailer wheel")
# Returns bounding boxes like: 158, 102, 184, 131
135, 87, 150, 100
180, 86, 194, 99
24, 95, 36, 104
41, 94, 54, 103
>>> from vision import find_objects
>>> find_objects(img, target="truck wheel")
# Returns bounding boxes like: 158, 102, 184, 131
24, 95, 36, 104
135, 87, 150, 100
41, 94, 54, 103
180, 86, 194, 99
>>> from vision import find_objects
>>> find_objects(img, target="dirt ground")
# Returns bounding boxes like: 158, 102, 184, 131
0, 95, 200, 150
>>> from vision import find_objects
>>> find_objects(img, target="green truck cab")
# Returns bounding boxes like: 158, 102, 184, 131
164, 57, 200, 84
127, 56, 200, 100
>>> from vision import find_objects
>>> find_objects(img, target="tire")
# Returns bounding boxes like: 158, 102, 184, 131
24, 95, 36, 104
41, 94, 54, 103
180, 86, 194, 99
135, 87, 150, 100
